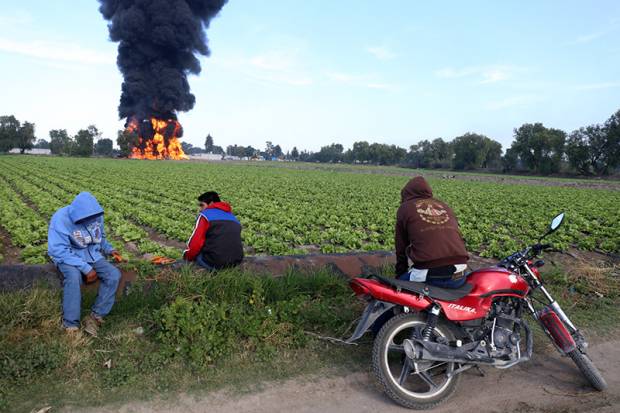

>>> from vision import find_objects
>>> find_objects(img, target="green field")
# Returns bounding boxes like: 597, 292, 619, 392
0, 155, 618, 264
1, 155, 619, 412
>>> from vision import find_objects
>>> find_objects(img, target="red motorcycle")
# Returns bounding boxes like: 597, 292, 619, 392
346, 213, 607, 409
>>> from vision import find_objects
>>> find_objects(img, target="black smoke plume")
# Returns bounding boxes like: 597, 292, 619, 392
98, 0, 227, 121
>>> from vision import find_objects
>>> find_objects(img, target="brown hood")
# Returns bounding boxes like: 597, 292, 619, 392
401, 176, 433, 202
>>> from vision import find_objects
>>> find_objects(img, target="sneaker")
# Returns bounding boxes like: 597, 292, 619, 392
64, 325, 80, 334
83, 314, 103, 337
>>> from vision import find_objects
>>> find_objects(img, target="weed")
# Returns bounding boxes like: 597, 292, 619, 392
0, 264, 616, 412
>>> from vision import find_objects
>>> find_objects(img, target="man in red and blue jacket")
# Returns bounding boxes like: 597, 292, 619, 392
183, 191, 244, 269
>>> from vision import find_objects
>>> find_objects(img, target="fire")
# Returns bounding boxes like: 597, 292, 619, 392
126, 117, 188, 160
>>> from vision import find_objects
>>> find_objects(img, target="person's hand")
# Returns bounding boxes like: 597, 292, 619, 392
111, 251, 126, 263
84, 269, 98, 284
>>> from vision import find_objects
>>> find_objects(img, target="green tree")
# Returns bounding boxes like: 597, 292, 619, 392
49, 129, 72, 155
407, 139, 450, 168
509, 123, 566, 175
483, 140, 502, 169
566, 112, 620, 175
429, 138, 452, 168
452, 133, 502, 170
205, 134, 214, 152
181, 142, 194, 154
314, 143, 344, 163
73, 125, 98, 157
34, 139, 50, 149
15, 121, 36, 154
346, 141, 371, 163
94, 138, 114, 157
291, 146, 299, 160
264, 141, 274, 158
567, 126, 600, 175
502, 147, 519, 172
273, 144, 283, 158
407, 140, 432, 168
367, 143, 406, 165
244, 146, 257, 158
602, 109, 620, 174
226, 144, 247, 157
0, 115, 21, 153
117, 129, 138, 157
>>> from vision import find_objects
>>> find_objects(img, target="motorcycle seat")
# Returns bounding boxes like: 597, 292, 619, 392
371, 275, 473, 302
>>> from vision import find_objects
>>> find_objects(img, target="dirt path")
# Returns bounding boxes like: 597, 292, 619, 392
69, 339, 620, 413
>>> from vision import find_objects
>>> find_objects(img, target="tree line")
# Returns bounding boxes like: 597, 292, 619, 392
1, 107, 618, 176
0, 116, 36, 154
291, 108, 620, 176
0, 116, 114, 157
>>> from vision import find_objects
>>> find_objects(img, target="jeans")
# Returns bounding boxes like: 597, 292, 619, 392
195, 254, 215, 270
397, 272, 467, 288
426, 277, 467, 288
58, 259, 121, 328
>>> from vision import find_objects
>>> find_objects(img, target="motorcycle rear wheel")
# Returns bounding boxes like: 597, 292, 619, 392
372, 312, 460, 410
568, 349, 607, 391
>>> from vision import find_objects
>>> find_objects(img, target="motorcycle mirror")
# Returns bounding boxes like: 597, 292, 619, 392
549, 212, 565, 232
540, 212, 565, 241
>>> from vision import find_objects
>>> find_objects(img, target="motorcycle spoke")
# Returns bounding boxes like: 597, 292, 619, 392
418, 370, 438, 390
398, 360, 412, 385
388, 343, 405, 353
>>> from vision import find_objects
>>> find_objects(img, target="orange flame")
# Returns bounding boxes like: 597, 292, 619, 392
126, 117, 188, 160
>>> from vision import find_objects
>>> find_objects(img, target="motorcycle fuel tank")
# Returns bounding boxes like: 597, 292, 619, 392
438, 267, 530, 321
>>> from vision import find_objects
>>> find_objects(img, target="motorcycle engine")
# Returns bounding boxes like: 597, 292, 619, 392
481, 299, 521, 359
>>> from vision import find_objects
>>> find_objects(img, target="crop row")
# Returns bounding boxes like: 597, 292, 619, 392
0, 160, 181, 263
0, 156, 618, 265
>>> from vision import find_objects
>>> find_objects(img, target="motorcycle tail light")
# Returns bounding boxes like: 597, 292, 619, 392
537, 307, 576, 353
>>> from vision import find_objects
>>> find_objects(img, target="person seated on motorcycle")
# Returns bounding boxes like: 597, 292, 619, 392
395, 176, 469, 288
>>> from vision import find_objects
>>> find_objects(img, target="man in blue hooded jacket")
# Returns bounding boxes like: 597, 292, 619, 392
48, 192, 123, 335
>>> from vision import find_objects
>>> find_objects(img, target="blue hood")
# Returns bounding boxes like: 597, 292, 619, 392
68, 192, 104, 223
48, 192, 114, 273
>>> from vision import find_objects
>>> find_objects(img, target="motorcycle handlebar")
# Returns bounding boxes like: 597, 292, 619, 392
531, 243, 553, 254
499, 243, 553, 267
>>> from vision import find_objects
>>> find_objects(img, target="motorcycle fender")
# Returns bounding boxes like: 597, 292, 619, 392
345, 300, 395, 343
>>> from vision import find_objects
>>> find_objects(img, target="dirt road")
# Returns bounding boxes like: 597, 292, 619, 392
69, 339, 620, 413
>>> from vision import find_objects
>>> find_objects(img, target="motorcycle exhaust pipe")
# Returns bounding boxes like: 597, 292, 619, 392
403, 339, 495, 364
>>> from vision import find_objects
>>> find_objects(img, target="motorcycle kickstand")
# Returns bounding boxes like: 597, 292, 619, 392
475, 365, 486, 377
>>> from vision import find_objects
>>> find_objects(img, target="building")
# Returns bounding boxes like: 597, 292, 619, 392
190, 153, 224, 161
8, 148, 51, 155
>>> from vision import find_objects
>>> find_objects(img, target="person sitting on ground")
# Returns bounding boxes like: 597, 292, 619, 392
183, 191, 244, 270
48, 192, 124, 336
395, 176, 469, 288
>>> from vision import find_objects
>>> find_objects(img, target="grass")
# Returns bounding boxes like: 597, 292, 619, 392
542, 261, 620, 332
1, 262, 618, 412
0, 265, 370, 412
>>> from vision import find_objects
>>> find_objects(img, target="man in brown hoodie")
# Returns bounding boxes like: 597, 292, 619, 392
395, 176, 469, 288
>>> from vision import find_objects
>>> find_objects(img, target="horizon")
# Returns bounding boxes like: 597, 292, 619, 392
1, 1, 619, 152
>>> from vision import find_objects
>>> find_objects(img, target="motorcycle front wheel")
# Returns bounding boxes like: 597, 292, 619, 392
372, 312, 460, 410
568, 349, 607, 391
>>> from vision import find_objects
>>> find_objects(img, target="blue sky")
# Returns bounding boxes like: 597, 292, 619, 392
1, 1, 619, 152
